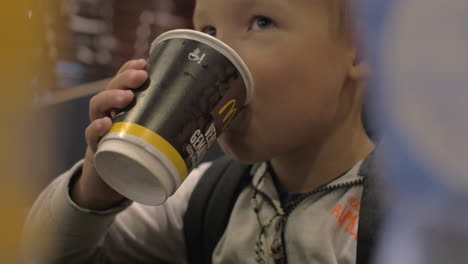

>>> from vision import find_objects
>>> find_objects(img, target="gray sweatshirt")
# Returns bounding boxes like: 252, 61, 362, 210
22, 159, 365, 264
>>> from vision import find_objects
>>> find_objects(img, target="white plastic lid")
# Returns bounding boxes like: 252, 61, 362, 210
94, 139, 175, 206
150, 29, 254, 105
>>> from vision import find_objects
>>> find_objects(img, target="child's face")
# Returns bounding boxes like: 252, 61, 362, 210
193, 0, 356, 162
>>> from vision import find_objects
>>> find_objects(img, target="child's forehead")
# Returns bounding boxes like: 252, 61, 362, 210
194, 0, 326, 18
195, 0, 319, 11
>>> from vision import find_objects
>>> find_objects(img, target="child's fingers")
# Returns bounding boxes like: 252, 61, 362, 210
89, 89, 134, 121
106, 69, 148, 91
116, 59, 146, 75
86, 59, 147, 152
85, 117, 113, 153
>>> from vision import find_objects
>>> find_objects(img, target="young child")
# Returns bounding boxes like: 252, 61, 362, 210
23, 0, 376, 263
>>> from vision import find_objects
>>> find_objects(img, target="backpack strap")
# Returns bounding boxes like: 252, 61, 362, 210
184, 156, 251, 264
184, 154, 383, 264
357, 153, 383, 264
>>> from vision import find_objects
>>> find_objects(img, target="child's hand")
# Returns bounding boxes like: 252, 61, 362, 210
86, 59, 147, 153
71, 59, 148, 210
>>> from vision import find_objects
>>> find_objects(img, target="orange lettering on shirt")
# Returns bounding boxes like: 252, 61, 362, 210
348, 197, 361, 212
344, 215, 359, 241
338, 209, 358, 228
330, 205, 343, 219
330, 198, 361, 241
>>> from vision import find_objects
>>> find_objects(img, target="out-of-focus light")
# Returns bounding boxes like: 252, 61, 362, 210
355, 0, 468, 263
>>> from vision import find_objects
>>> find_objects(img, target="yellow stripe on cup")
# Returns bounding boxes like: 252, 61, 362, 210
109, 122, 188, 181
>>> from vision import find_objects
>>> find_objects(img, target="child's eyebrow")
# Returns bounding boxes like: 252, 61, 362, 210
192, 10, 205, 28
236, 0, 285, 10
238, 0, 257, 8
193, 0, 287, 27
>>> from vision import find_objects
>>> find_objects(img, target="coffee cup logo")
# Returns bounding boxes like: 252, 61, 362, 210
188, 48, 206, 64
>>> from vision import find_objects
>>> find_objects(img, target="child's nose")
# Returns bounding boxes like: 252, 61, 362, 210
215, 34, 243, 58
211, 31, 235, 49
208, 30, 248, 68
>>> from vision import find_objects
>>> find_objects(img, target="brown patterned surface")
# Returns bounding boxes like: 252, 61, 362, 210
40, 0, 195, 96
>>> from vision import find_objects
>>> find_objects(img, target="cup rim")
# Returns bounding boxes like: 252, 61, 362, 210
94, 136, 175, 206
150, 29, 254, 106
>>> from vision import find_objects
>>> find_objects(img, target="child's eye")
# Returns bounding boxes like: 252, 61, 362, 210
249, 16, 275, 31
202, 26, 217, 37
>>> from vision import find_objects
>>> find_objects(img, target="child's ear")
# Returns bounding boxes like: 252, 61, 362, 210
348, 49, 369, 82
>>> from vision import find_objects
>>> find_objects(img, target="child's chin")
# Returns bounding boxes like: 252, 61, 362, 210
216, 108, 271, 163
217, 132, 267, 164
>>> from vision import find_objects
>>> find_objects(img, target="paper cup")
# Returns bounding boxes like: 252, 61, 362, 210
94, 29, 253, 205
